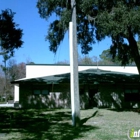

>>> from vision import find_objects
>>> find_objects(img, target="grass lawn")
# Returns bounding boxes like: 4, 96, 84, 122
0, 108, 140, 140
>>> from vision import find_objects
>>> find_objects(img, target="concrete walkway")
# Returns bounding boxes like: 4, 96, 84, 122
0, 104, 14, 107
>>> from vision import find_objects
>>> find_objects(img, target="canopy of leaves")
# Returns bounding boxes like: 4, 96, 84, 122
100, 38, 140, 65
37, 0, 95, 54
0, 9, 23, 56
37, 0, 140, 68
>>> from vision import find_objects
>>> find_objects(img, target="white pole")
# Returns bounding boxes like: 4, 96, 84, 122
69, 21, 80, 126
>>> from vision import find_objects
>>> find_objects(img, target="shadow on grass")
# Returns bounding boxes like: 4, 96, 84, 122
0, 108, 99, 140
80, 110, 98, 125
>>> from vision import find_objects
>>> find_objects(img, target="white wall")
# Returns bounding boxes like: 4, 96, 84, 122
26, 65, 71, 78
26, 65, 138, 78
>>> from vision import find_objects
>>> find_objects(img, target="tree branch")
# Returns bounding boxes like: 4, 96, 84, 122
87, 15, 96, 24
0, 51, 8, 55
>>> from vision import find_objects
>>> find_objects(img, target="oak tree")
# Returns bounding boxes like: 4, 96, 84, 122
37, 0, 140, 74
0, 9, 23, 56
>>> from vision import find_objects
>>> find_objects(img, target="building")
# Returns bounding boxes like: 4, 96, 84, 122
11, 64, 140, 109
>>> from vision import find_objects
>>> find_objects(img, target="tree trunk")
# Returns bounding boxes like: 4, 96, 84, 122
127, 27, 140, 75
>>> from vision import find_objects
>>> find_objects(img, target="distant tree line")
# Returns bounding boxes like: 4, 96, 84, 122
0, 58, 26, 102
56, 51, 137, 66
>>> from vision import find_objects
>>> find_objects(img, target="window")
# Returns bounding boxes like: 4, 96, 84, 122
33, 89, 49, 95
34, 90, 41, 94
124, 89, 140, 102
42, 90, 49, 95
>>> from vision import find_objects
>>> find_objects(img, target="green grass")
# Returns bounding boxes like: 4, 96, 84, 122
0, 108, 140, 140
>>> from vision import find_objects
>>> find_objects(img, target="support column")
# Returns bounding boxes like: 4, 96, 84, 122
14, 84, 20, 107
69, 21, 80, 127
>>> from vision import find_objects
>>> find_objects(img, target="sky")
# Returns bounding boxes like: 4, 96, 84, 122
0, 0, 111, 64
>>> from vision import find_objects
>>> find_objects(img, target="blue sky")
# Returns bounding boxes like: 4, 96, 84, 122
0, 0, 111, 64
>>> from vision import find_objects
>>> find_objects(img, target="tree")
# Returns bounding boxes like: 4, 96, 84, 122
0, 66, 5, 101
100, 38, 140, 65
0, 9, 23, 56
0, 59, 26, 102
78, 55, 102, 65
0, 54, 11, 102
55, 60, 69, 64
99, 49, 113, 62
99, 49, 121, 65
55, 55, 98, 65
37, 0, 140, 74
8, 60, 26, 80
